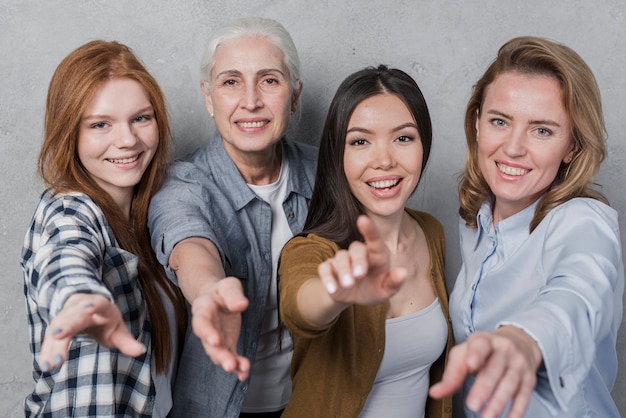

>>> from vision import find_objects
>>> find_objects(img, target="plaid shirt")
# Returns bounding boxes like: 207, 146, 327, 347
21, 190, 155, 417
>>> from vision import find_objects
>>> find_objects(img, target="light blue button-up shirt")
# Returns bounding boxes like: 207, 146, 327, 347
148, 134, 317, 417
450, 197, 624, 417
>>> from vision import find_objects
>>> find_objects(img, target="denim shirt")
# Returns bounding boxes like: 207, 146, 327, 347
148, 134, 317, 417
450, 197, 624, 417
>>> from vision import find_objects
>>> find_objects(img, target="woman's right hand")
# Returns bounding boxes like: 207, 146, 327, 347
39, 293, 146, 372
317, 215, 407, 305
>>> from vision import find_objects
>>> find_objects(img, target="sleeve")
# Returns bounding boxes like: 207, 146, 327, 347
497, 199, 624, 411
148, 161, 223, 280
278, 235, 340, 338
29, 196, 114, 323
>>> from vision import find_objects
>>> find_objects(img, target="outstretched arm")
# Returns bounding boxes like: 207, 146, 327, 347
40, 293, 146, 372
296, 215, 407, 326
429, 326, 542, 418
170, 237, 250, 381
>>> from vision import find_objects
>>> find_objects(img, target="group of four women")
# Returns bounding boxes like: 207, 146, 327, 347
21, 16, 623, 418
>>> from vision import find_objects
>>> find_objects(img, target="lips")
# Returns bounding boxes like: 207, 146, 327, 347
107, 154, 139, 164
496, 162, 530, 176
368, 178, 400, 190
237, 120, 267, 128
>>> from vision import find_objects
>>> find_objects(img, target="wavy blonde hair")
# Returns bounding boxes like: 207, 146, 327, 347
459, 36, 607, 231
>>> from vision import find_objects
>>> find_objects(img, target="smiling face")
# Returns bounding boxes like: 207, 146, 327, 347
343, 93, 423, 220
202, 35, 299, 162
476, 71, 576, 222
77, 78, 158, 210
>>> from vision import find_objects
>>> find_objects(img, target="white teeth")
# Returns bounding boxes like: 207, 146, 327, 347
368, 179, 399, 189
238, 121, 265, 128
497, 163, 529, 176
108, 155, 139, 164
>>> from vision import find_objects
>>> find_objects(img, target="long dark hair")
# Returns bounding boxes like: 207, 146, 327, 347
303, 64, 432, 248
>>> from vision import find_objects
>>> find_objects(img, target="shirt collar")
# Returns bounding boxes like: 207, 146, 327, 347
477, 197, 540, 257
208, 134, 313, 211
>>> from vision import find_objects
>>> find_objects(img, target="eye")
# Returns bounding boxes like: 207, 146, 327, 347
395, 135, 415, 143
535, 127, 552, 137
134, 114, 153, 123
349, 138, 368, 146
91, 121, 110, 129
490, 118, 506, 127
223, 79, 238, 86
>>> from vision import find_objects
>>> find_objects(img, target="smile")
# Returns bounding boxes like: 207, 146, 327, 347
237, 121, 267, 128
107, 155, 139, 164
368, 178, 400, 190
497, 162, 529, 176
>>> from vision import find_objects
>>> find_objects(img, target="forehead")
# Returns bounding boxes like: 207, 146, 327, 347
211, 35, 287, 77
483, 71, 567, 114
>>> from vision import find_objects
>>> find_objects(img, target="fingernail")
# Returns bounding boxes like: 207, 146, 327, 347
51, 328, 62, 335
42, 362, 50, 373
326, 282, 337, 294
353, 265, 365, 276
84, 302, 94, 308
53, 354, 63, 365
341, 274, 353, 287
140, 344, 147, 354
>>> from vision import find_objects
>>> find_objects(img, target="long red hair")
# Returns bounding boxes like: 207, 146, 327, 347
39, 40, 187, 373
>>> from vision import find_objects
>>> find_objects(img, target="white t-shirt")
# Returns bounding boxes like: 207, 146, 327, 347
242, 158, 293, 412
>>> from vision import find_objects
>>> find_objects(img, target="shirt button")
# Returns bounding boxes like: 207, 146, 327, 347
242, 383, 248, 392
287, 211, 295, 219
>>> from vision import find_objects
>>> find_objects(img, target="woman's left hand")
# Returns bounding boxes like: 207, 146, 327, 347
429, 325, 543, 418
39, 293, 146, 372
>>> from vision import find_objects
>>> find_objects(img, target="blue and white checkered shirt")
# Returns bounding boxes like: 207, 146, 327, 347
21, 190, 155, 417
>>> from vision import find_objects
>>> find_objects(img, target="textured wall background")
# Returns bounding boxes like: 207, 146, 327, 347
1, 1, 624, 416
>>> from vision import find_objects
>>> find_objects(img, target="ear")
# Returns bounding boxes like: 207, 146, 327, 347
200, 81, 214, 117
291, 80, 303, 113
563, 143, 578, 163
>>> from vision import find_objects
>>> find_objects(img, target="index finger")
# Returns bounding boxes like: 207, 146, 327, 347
356, 215, 385, 254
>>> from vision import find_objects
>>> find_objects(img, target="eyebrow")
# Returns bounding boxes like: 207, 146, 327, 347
214, 68, 287, 79
82, 105, 154, 121
485, 109, 561, 127
347, 122, 418, 134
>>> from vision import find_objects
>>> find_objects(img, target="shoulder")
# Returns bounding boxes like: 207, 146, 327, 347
283, 233, 339, 257
35, 190, 105, 225
544, 198, 619, 233
405, 208, 444, 237
284, 140, 318, 167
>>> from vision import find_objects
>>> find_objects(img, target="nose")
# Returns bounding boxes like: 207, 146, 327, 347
115, 123, 139, 148
241, 84, 263, 110
502, 128, 526, 157
374, 142, 395, 170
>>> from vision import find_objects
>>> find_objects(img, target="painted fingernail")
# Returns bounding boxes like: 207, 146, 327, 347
53, 354, 63, 366
42, 362, 50, 373
51, 328, 62, 335
84, 302, 94, 308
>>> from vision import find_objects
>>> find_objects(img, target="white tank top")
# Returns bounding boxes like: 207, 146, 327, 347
359, 298, 447, 418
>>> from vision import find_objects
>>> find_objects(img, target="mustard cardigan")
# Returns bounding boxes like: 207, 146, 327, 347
279, 209, 453, 418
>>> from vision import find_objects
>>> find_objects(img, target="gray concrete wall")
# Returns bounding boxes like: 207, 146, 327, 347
1, 1, 624, 416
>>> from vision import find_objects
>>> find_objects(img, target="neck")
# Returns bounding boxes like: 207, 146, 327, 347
369, 210, 409, 254
227, 142, 283, 185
